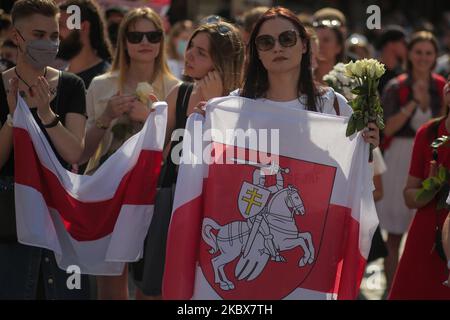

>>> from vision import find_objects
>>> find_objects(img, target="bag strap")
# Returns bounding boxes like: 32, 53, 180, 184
333, 92, 340, 116
175, 82, 193, 129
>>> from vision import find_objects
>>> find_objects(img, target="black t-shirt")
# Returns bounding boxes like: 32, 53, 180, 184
0, 71, 87, 177
76, 60, 110, 89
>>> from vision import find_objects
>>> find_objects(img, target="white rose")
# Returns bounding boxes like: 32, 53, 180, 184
136, 82, 154, 104
345, 62, 355, 77
353, 60, 364, 77
375, 63, 386, 78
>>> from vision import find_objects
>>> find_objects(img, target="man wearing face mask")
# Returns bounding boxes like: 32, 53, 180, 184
166, 20, 193, 80
0, 0, 90, 299
57, 0, 113, 89
105, 6, 126, 49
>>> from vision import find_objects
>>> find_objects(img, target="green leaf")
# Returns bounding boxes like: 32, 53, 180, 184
356, 116, 366, 131
346, 116, 357, 137
351, 86, 367, 95
438, 166, 447, 182
416, 188, 437, 204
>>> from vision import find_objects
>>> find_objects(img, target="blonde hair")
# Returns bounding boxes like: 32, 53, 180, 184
112, 7, 175, 91
187, 22, 244, 95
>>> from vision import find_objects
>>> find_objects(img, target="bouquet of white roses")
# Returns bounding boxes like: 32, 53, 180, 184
323, 63, 356, 101
344, 59, 386, 160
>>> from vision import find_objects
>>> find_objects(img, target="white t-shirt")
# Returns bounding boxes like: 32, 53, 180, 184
229, 87, 376, 191
229, 87, 353, 117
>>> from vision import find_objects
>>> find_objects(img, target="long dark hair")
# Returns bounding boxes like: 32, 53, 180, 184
60, 0, 113, 62
240, 7, 321, 111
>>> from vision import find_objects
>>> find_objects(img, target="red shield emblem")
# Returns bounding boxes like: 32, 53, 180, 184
199, 143, 345, 299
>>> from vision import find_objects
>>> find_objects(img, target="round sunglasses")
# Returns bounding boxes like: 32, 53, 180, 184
126, 30, 163, 44
255, 30, 299, 51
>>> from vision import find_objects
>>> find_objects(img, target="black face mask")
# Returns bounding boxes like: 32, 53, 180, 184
57, 29, 83, 61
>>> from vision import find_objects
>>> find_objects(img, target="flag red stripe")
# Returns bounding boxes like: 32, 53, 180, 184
163, 194, 203, 300
14, 128, 162, 242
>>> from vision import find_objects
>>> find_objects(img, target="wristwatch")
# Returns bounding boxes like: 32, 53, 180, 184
6, 114, 13, 127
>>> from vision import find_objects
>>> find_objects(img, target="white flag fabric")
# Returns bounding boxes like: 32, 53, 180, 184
13, 96, 167, 275
163, 96, 378, 300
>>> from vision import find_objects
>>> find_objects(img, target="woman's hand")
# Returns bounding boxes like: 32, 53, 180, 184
129, 94, 158, 123
362, 122, 380, 148
427, 160, 438, 178
100, 93, 135, 125
191, 101, 207, 117
198, 71, 223, 101
29, 76, 55, 124
6, 77, 18, 115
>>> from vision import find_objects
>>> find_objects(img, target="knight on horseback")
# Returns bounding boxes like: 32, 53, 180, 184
243, 164, 287, 262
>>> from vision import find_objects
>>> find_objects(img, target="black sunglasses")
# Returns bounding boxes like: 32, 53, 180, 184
126, 30, 163, 44
255, 30, 299, 51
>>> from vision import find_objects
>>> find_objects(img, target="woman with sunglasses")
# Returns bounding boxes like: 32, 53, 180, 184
236, 5, 379, 182
79, 7, 179, 299
129, 20, 244, 300
387, 75, 450, 299
236, 7, 372, 127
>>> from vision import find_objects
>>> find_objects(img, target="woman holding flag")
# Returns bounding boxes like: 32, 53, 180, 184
79, 7, 179, 300
237, 6, 379, 147
131, 18, 245, 300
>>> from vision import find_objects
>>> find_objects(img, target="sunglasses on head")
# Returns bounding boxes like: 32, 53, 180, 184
312, 19, 342, 28
255, 30, 299, 51
126, 30, 163, 44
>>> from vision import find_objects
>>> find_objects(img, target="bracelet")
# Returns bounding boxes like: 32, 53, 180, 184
6, 114, 13, 127
42, 114, 60, 128
95, 118, 109, 130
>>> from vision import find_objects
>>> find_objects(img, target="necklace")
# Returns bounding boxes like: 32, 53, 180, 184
14, 67, 51, 98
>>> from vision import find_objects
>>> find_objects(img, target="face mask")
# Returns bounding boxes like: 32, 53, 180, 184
176, 40, 188, 59
108, 23, 120, 48
17, 29, 59, 69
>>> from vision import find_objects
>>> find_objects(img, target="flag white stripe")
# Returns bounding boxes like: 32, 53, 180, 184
13, 97, 167, 202
15, 184, 154, 275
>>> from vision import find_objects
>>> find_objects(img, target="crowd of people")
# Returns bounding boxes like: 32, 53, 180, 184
0, 0, 449, 300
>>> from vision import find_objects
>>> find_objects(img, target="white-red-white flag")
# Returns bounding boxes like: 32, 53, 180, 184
13, 96, 167, 275
163, 96, 378, 300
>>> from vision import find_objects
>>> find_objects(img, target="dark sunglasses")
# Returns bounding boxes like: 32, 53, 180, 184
255, 30, 299, 51
126, 30, 163, 44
